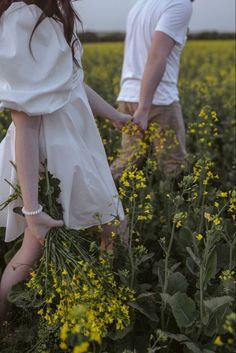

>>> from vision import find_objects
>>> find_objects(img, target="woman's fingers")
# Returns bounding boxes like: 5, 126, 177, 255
26, 212, 64, 243
50, 219, 64, 228
122, 113, 133, 122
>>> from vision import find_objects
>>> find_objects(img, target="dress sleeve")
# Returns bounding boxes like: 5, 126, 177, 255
155, 0, 192, 46
0, 3, 74, 116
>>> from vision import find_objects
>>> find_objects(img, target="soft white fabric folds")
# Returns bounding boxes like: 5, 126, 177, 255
0, 2, 73, 115
0, 2, 124, 242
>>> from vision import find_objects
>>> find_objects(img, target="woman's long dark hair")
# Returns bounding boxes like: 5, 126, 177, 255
0, 0, 82, 65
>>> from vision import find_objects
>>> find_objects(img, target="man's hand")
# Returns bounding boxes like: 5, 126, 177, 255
133, 109, 149, 131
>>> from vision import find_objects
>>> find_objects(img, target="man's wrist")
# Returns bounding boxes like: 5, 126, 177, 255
135, 107, 150, 120
136, 102, 151, 115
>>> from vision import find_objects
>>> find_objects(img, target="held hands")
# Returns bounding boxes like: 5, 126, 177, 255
26, 212, 63, 245
112, 108, 150, 131
111, 112, 133, 129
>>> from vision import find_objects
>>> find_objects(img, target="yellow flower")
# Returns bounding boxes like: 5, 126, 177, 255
60, 324, 69, 341
176, 221, 182, 229
219, 270, 235, 281
59, 342, 68, 350
204, 212, 212, 221
227, 338, 234, 345
196, 233, 203, 241
220, 192, 228, 198
73, 342, 90, 353
213, 217, 221, 226
214, 336, 223, 346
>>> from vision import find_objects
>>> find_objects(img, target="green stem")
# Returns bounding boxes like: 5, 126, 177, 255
198, 192, 206, 234
229, 244, 234, 270
44, 162, 54, 216
128, 191, 136, 289
199, 266, 204, 324
161, 221, 176, 330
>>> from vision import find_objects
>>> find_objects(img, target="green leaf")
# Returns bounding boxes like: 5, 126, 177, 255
186, 247, 201, 267
204, 248, 217, 284
204, 296, 233, 313
160, 293, 172, 305
165, 292, 197, 328
163, 332, 203, 353
108, 324, 134, 341
186, 256, 198, 277
216, 243, 230, 268
184, 342, 204, 353
167, 272, 189, 295
129, 298, 159, 322
8, 283, 40, 308
136, 252, 155, 266
136, 292, 155, 299
170, 262, 182, 272
203, 296, 233, 336
179, 227, 193, 248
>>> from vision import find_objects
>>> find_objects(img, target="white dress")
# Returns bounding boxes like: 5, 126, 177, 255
0, 2, 124, 242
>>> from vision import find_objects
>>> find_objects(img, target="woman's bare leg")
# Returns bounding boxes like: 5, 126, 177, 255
0, 227, 43, 322
0, 111, 63, 321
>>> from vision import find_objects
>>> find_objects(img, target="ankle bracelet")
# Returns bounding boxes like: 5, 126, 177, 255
22, 204, 43, 216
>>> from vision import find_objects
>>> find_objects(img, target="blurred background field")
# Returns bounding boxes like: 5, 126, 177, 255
1, 40, 235, 181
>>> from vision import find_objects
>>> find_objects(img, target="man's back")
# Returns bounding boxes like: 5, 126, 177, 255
118, 0, 193, 105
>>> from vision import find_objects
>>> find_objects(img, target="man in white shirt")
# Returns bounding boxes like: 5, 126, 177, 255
111, 0, 193, 178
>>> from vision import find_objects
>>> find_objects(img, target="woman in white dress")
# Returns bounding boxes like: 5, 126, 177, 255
0, 0, 130, 319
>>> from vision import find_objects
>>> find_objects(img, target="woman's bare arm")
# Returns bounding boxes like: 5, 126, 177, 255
11, 111, 41, 211
11, 111, 63, 242
84, 84, 132, 127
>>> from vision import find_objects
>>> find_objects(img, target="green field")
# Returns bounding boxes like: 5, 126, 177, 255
0, 40, 235, 353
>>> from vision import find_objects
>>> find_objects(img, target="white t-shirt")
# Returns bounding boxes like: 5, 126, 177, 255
117, 0, 193, 105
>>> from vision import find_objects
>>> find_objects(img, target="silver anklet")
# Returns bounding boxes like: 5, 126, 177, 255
22, 204, 43, 216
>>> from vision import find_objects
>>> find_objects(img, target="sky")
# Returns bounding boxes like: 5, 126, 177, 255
75, 0, 236, 33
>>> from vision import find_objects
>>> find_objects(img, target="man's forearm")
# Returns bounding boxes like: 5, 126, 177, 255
138, 54, 167, 114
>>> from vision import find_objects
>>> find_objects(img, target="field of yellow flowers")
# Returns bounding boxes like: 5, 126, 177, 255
0, 40, 235, 353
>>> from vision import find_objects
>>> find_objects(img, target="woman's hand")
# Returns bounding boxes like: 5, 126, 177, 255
26, 212, 64, 245
111, 112, 133, 129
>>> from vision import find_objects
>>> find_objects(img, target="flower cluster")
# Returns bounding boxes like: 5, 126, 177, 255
188, 108, 219, 148
27, 256, 134, 352
214, 312, 236, 350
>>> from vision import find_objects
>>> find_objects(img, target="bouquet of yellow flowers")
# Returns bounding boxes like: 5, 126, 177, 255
0, 161, 135, 353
